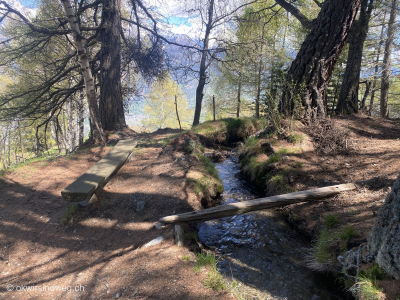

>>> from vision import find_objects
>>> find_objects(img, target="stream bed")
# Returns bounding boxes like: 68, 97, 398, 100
198, 155, 345, 300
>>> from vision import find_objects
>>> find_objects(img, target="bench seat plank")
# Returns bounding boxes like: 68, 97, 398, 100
61, 139, 137, 202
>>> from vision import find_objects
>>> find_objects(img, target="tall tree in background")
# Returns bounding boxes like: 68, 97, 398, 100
0, 0, 165, 140
142, 76, 191, 130
99, 0, 126, 131
190, 0, 255, 126
60, 0, 104, 143
380, 0, 398, 118
277, 0, 362, 121
335, 0, 374, 115
193, 0, 215, 126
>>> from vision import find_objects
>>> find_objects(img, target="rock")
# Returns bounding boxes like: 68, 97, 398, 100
154, 222, 167, 230
136, 200, 146, 212
264, 126, 277, 135
261, 142, 275, 155
183, 137, 196, 154
209, 151, 226, 162
368, 173, 400, 279
341, 248, 359, 275
337, 255, 344, 264
143, 236, 163, 248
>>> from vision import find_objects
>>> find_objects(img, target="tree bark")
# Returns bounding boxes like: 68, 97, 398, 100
17, 119, 25, 163
279, 0, 362, 122
192, 0, 214, 126
369, 11, 386, 116
360, 81, 371, 110
255, 61, 261, 118
368, 173, 400, 279
336, 0, 373, 115
236, 74, 241, 117
68, 98, 77, 152
174, 95, 182, 131
60, 0, 104, 144
380, 0, 398, 118
78, 90, 85, 146
99, 0, 126, 131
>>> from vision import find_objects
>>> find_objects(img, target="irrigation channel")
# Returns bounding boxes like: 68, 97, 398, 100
197, 154, 346, 300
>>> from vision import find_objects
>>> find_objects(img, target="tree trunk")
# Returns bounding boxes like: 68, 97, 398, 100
78, 90, 85, 146
368, 173, 400, 279
60, 0, 104, 144
380, 0, 398, 118
99, 0, 126, 131
368, 11, 386, 116
17, 119, 25, 163
53, 117, 63, 153
360, 81, 371, 110
174, 95, 182, 131
255, 61, 261, 118
192, 0, 214, 126
236, 74, 241, 117
213, 95, 216, 121
159, 183, 357, 224
68, 98, 77, 151
336, 0, 373, 115
279, 0, 362, 122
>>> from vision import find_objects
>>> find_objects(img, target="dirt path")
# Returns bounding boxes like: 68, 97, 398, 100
0, 130, 232, 300
1, 115, 400, 299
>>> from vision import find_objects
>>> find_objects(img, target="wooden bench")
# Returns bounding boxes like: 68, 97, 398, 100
61, 139, 137, 203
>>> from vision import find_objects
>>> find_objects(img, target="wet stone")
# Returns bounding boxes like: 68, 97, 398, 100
136, 200, 146, 212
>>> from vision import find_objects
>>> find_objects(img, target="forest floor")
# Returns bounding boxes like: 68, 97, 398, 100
0, 114, 399, 299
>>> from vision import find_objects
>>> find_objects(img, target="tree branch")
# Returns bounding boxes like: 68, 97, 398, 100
274, 0, 314, 30
0, 1, 71, 35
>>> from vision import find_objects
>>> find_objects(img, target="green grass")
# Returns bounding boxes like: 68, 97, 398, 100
323, 214, 339, 229
267, 154, 280, 163
182, 254, 191, 261
313, 229, 334, 264
351, 276, 385, 300
195, 153, 220, 179
310, 226, 358, 270
187, 231, 199, 242
194, 252, 226, 292
339, 226, 357, 241
194, 117, 267, 145
188, 177, 224, 199
287, 133, 304, 144
359, 264, 388, 281
193, 252, 219, 272
293, 161, 303, 168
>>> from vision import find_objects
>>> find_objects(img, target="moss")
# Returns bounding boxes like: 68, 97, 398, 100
225, 117, 267, 144
60, 203, 80, 225
187, 153, 224, 205
193, 118, 267, 146
194, 153, 220, 179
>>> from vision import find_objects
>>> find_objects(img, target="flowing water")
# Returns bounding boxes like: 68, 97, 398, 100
198, 155, 345, 300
